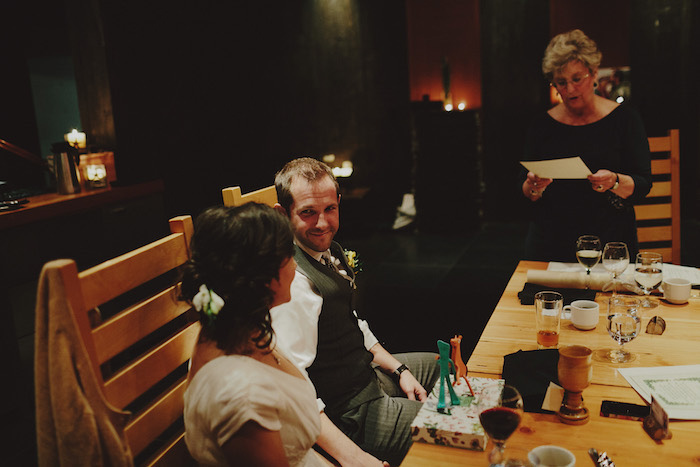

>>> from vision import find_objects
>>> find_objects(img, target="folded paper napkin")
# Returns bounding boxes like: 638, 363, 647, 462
518, 282, 596, 305
502, 349, 559, 413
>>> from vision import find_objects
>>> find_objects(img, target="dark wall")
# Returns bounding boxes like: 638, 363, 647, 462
479, 0, 551, 221
630, 0, 700, 217
0, 0, 48, 191
69, 0, 411, 224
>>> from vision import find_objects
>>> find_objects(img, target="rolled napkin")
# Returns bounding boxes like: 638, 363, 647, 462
526, 270, 612, 291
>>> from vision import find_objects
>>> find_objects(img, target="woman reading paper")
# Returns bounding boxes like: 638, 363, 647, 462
521, 29, 652, 262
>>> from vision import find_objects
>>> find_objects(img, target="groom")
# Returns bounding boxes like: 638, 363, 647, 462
270, 157, 439, 466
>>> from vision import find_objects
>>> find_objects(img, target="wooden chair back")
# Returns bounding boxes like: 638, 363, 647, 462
222, 185, 278, 207
55, 215, 199, 466
634, 129, 681, 264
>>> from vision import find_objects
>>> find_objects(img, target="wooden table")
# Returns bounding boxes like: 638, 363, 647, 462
402, 261, 700, 466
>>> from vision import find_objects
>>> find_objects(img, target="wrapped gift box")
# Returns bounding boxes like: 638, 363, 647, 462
410, 376, 504, 451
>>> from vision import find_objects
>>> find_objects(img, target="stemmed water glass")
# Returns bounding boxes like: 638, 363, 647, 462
604, 297, 642, 363
478, 384, 524, 466
602, 242, 629, 301
576, 235, 602, 288
635, 252, 663, 308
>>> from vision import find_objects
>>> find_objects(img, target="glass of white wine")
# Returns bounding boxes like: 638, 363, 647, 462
635, 252, 663, 308
602, 242, 629, 301
604, 297, 641, 363
576, 235, 602, 287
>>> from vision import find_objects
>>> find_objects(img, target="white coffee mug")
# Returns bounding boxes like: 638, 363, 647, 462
663, 278, 691, 304
528, 445, 576, 467
563, 300, 599, 330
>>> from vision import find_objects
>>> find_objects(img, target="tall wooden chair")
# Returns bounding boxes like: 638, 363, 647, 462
36, 216, 199, 466
222, 185, 278, 207
634, 129, 681, 264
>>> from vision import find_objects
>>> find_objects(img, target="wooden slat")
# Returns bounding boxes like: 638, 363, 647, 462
646, 180, 671, 198
125, 377, 189, 457
57, 259, 106, 384
104, 322, 200, 409
79, 233, 190, 310
92, 286, 192, 364
637, 225, 672, 243
634, 203, 671, 221
648, 135, 671, 152
146, 433, 193, 467
222, 185, 278, 207
651, 158, 671, 174
637, 246, 672, 263
169, 216, 194, 259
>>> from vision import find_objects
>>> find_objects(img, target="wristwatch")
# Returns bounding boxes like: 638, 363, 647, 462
612, 173, 620, 190
393, 364, 409, 378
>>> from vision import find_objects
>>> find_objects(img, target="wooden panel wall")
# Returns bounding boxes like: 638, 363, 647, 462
69, 0, 411, 221
479, 0, 550, 221
0, 0, 45, 190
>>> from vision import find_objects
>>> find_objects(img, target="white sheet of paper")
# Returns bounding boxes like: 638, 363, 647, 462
542, 382, 564, 412
618, 365, 700, 420
520, 156, 592, 179
662, 263, 700, 285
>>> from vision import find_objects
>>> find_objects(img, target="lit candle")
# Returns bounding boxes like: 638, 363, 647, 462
86, 164, 108, 188
65, 129, 87, 149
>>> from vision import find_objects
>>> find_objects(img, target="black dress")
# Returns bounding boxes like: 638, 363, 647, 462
522, 104, 652, 262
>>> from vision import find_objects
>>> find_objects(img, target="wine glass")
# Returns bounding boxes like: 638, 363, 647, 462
635, 252, 663, 308
478, 384, 523, 466
602, 242, 629, 301
604, 297, 641, 363
576, 235, 602, 287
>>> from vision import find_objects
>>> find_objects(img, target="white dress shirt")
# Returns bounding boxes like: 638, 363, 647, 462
270, 243, 379, 410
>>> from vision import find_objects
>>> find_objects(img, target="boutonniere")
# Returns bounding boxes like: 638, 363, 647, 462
344, 249, 363, 275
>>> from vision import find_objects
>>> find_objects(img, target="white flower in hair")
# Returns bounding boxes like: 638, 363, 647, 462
192, 284, 225, 319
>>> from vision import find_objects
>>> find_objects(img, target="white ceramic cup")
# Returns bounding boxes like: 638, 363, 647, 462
563, 299, 599, 330
528, 444, 576, 467
663, 278, 692, 304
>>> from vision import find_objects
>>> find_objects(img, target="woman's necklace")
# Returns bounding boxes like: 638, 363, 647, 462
271, 349, 281, 365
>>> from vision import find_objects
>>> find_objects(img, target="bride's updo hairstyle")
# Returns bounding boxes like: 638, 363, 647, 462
179, 203, 294, 354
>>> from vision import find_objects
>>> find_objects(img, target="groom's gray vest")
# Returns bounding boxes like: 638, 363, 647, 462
294, 243, 382, 414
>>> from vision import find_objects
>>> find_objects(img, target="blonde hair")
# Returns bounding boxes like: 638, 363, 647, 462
542, 29, 602, 81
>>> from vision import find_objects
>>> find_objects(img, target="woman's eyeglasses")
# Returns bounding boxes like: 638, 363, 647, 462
551, 73, 590, 90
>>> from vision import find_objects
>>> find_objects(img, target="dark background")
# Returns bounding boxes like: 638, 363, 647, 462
2, 1, 699, 464
3, 0, 699, 227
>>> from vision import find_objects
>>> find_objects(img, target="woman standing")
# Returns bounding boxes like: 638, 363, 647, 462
521, 29, 652, 262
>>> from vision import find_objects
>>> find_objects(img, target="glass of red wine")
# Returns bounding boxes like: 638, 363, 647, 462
478, 384, 524, 466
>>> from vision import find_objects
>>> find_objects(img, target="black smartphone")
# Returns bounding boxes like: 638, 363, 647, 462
600, 400, 650, 421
